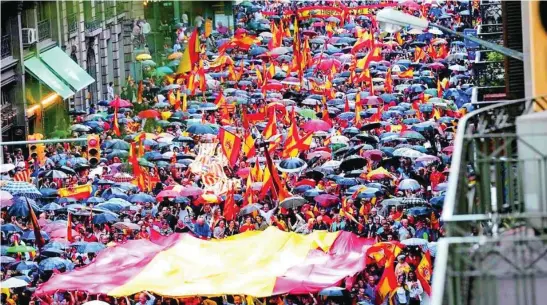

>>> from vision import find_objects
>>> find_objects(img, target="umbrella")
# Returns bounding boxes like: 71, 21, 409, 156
401, 238, 429, 247
7, 199, 41, 217
339, 155, 367, 172
277, 158, 307, 173
280, 196, 307, 209
302, 120, 332, 132
73, 242, 106, 253
136, 53, 152, 61
6, 245, 35, 253
92, 213, 119, 224
1, 181, 42, 198
109, 97, 132, 108
22, 230, 50, 241
39, 257, 74, 271
398, 179, 422, 191
43, 169, 68, 179
42, 202, 64, 211
239, 203, 263, 216
314, 194, 340, 207
319, 287, 346, 297
187, 124, 217, 135
129, 192, 155, 203
1, 224, 23, 234
0, 190, 13, 207
180, 186, 204, 197
0, 277, 28, 288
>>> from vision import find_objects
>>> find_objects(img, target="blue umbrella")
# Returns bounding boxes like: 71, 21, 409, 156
14, 261, 38, 272
336, 178, 360, 187
407, 206, 433, 217
187, 124, 217, 135
128, 193, 155, 203
73, 242, 106, 254
7, 200, 42, 217
1, 224, 23, 234
22, 230, 50, 241
319, 287, 346, 297
294, 185, 313, 194
430, 196, 445, 208
39, 257, 74, 271
398, 179, 421, 191
101, 187, 129, 200
39, 188, 59, 197
356, 188, 381, 199
44, 241, 70, 251
277, 158, 307, 173
1, 181, 42, 199
95, 202, 125, 212
57, 197, 77, 205
86, 197, 105, 204
92, 213, 119, 224
105, 139, 131, 150
104, 198, 132, 208
303, 189, 326, 200
41, 203, 64, 211
249, 46, 268, 56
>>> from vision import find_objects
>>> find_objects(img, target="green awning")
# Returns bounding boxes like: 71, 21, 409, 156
24, 57, 75, 99
40, 47, 95, 91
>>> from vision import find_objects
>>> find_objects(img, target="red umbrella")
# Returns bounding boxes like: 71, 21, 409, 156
180, 186, 204, 197
364, 96, 382, 106
50, 228, 80, 240
263, 82, 284, 91
316, 59, 342, 71
156, 190, 180, 199
302, 119, 332, 132
138, 109, 161, 119
109, 97, 132, 108
294, 179, 316, 188
442, 146, 454, 154
302, 30, 318, 37
237, 167, 251, 178
306, 150, 331, 160
400, 0, 421, 10
314, 194, 340, 207
235, 28, 247, 36
362, 149, 383, 161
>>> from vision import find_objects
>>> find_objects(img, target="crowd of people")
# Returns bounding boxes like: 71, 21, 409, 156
1, 0, 480, 305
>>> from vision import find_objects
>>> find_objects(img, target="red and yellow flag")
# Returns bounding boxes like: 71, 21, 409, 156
417, 252, 433, 295
262, 111, 278, 140
58, 184, 93, 200
375, 255, 397, 304
218, 128, 242, 168
177, 29, 200, 74
113, 107, 121, 137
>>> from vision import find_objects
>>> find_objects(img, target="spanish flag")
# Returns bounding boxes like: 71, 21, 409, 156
398, 67, 414, 79
214, 90, 226, 106
26, 198, 45, 250
113, 107, 121, 137
262, 111, 277, 140
218, 128, 242, 168
58, 184, 93, 200
417, 252, 433, 295
177, 29, 200, 74
375, 255, 397, 304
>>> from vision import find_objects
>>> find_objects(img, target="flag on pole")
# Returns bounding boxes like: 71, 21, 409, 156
218, 128, 242, 168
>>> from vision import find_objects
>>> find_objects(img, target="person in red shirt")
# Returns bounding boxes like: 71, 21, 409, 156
430, 165, 446, 191
83, 227, 98, 242
239, 216, 255, 233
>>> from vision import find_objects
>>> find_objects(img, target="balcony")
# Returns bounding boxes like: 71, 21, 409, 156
1, 35, 11, 59
85, 17, 102, 37
67, 13, 78, 35
104, 6, 115, 21
37, 19, 51, 42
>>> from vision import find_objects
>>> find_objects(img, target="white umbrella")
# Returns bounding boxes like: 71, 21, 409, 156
329, 135, 350, 144
0, 164, 15, 173
428, 27, 443, 35
407, 28, 424, 35
448, 64, 467, 72
82, 302, 110, 305
0, 277, 28, 288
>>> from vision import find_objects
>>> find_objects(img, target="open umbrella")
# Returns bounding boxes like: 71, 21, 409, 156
1, 181, 42, 199
339, 155, 367, 172
398, 179, 421, 191
92, 213, 119, 224
277, 158, 308, 173
302, 120, 332, 132
280, 196, 307, 209
39, 257, 74, 271
0, 277, 28, 288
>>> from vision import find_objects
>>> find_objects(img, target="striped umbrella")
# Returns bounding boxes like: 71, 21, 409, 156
1, 181, 41, 199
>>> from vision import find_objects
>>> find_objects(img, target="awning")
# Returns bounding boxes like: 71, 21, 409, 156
24, 57, 75, 99
40, 47, 95, 92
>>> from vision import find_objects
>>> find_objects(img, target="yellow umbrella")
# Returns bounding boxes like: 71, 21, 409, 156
160, 111, 172, 120
168, 52, 183, 60
136, 53, 152, 61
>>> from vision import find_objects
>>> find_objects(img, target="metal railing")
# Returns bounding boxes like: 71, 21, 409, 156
85, 17, 102, 32
37, 19, 51, 41
67, 13, 78, 34
1, 35, 11, 59
431, 97, 547, 305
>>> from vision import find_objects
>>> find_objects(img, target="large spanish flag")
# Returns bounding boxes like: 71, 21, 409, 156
177, 29, 200, 74
58, 184, 93, 200
36, 228, 375, 297
218, 128, 242, 168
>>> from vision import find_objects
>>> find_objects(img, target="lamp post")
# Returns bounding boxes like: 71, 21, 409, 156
376, 8, 524, 61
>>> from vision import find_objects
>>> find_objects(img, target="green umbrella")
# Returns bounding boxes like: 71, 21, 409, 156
138, 158, 155, 167
167, 60, 180, 68
7, 245, 36, 253
330, 143, 347, 152
157, 66, 174, 74
424, 89, 438, 96
297, 108, 318, 119
156, 161, 169, 168
157, 120, 170, 127
240, 1, 253, 7
141, 60, 157, 67
151, 70, 166, 78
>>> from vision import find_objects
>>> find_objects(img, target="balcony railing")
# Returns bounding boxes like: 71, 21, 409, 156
85, 17, 102, 32
37, 19, 51, 41
104, 6, 115, 20
1, 35, 11, 59
431, 96, 547, 305
67, 13, 78, 34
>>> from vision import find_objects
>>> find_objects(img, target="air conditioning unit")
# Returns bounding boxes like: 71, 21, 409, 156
22, 28, 38, 45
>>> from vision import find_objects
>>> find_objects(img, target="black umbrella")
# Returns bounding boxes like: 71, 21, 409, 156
339, 155, 367, 172
360, 122, 383, 131
305, 169, 325, 181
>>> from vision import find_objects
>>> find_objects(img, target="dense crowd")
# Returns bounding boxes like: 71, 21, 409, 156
1, 1, 480, 305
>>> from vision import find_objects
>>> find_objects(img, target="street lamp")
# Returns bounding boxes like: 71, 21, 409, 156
376, 8, 524, 61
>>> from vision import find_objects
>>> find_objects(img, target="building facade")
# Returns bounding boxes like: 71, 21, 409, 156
1, 0, 133, 142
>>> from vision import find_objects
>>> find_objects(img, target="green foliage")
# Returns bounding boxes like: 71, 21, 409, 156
486, 52, 504, 62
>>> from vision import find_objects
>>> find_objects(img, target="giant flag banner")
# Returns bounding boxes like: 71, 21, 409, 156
37, 228, 375, 297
